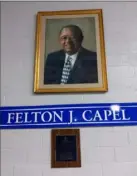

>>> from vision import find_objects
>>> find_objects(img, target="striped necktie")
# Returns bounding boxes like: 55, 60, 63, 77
61, 56, 72, 84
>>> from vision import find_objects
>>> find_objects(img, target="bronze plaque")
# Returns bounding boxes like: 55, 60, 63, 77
51, 129, 81, 168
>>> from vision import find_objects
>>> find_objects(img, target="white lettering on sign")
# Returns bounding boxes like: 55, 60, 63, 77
7, 112, 15, 123
104, 110, 112, 121
82, 110, 93, 121
53, 111, 63, 122
93, 110, 103, 121
7, 110, 64, 124
6, 108, 131, 125
122, 109, 130, 120
24, 112, 32, 123
69, 110, 77, 124
31, 111, 41, 123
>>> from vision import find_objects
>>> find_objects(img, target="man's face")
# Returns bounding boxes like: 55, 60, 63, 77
59, 28, 81, 55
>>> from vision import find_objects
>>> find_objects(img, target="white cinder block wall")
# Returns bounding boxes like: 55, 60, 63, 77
1, 1, 137, 176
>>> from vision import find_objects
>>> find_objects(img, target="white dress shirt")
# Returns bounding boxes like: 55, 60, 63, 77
64, 52, 79, 70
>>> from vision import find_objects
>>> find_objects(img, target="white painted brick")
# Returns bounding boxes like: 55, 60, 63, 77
113, 126, 137, 132
82, 147, 115, 163
102, 162, 137, 176
78, 163, 102, 176
1, 130, 43, 150
42, 167, 66, 176
81, 130, 128, 147
107, 54, 130, 67
108, 66, 136, 90
24, 129, 43, 149
98, 131, 129, 147
1, 165, 14, 176
80, 129, 100, 147
129, 131, 137, 145
115, 147, 137, 162
42, 163, 102, 176
129, 42, 137, 54
135, 67, 137, 76
128, 54, 137, 66
80, 128, 114, 148
13, 165, 43, 176
1, 149, 27, 164
26, 147, 50, 164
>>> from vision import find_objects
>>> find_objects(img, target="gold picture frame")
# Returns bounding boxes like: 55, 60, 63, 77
34, 9, 108, 93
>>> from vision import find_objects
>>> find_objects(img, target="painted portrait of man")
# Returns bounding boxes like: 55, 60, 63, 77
34, 10, 107, 93
44, 24, 98, 84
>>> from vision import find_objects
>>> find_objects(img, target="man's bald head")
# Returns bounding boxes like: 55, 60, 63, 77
59, 25, 84, 55
59, 25, 84, 43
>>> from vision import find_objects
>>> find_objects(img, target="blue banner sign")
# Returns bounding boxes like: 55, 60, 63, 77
0, 102, 137, 129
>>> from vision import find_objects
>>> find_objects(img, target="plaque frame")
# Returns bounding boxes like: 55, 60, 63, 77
51, 128, 81, 168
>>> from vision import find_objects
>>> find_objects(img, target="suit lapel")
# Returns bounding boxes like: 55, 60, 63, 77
68, 48, 84, 81
58, 50, 65, 83
59, 50, 65, 68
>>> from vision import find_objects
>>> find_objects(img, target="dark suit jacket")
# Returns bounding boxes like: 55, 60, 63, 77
44, 47, 98, 84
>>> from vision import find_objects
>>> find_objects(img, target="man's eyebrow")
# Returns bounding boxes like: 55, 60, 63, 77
60, 34, 74, 37
60, 34, 67, 36
60, 35, 68, 38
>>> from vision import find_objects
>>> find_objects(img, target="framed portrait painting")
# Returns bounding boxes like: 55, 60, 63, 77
34, 9, 108, 93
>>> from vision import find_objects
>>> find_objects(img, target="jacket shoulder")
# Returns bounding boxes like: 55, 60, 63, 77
81, 47, 97, 56
47, 50, 64, 58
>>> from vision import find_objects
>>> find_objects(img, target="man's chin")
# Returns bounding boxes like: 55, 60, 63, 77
65, 48, 72, 51
64, 49, 75, 54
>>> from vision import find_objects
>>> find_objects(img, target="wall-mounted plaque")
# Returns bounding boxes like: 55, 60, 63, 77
51, 128, 81, 168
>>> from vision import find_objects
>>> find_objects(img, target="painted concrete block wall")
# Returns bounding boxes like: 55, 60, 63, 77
1, 1, 137, 176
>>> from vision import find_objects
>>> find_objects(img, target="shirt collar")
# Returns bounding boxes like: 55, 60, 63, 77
65, 51, 79, 60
